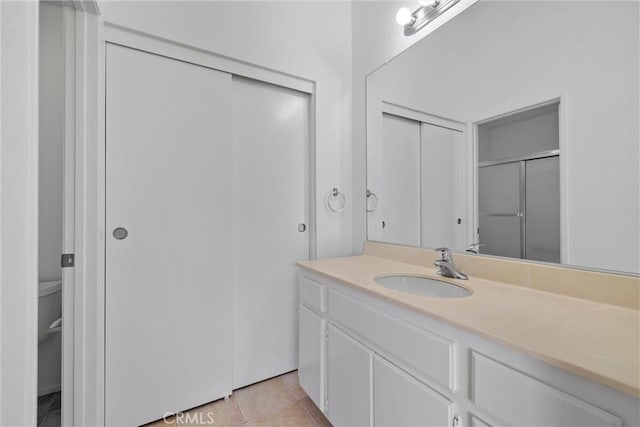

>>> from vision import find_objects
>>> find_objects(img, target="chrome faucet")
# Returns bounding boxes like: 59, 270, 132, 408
434, 247, 468, 280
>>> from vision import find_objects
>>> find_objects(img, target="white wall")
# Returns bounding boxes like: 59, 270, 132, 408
356, 1, 639, 273
98, 0, 354, 259
0, 1, 39, 425
39, 3, 65, 283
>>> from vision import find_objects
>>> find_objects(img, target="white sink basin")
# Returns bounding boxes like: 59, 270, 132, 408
374, 275, 471, 298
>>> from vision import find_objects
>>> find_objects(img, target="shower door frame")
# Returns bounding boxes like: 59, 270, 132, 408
478, 150, 560, 260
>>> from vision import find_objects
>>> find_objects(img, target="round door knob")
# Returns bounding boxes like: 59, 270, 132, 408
113, 227, 128, 240
298, 223, 307, 232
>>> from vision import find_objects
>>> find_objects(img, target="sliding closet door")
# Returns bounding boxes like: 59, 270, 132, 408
378, 113, 421, 246
421, 122, 464, 250
105, 44, 233, 426
232, 77, 310, 388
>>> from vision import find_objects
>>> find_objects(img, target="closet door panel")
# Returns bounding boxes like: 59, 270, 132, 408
379, 113, 421, 246
421, 122, 464, 251
105, 44, 233, 426
232, 76, 310, 388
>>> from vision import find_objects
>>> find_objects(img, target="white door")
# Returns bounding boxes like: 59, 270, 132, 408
379, 113, 421, 246
231, 76, 310, 388
105, 44, 233, 426
421, 122, 464, 251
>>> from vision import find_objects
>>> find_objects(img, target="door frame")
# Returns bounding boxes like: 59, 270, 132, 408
74, 21, 318, 424
65, 4, 102, 426
470, 96, 566, 263
61, 5, 76, 426
0, 2, 39, 425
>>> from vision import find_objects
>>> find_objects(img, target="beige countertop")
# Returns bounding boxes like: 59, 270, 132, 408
297, 254, 640, 398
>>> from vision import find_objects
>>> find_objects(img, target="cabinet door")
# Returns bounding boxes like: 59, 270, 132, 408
299, 305, 324, 410
327, 324, 372, 426
374, 356, 453, 427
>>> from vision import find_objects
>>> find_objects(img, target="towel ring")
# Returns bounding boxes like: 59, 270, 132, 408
326, 188, 346, 213
366, 189, 378, 212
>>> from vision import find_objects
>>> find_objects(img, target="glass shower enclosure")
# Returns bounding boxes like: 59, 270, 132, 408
477, 102, 560, 263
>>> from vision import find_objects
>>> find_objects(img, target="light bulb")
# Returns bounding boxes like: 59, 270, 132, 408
395, 7, 414, 26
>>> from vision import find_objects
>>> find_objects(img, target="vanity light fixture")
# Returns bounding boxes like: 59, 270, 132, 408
396, 0, 461, 36
395, 7, 415, 26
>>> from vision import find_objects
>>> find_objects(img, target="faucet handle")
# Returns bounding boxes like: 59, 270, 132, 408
435, 247, 452, 261
466, 242, 485, 253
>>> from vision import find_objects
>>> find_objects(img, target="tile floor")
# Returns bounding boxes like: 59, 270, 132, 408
144, 371, 332, 427
37, 392, 61, 427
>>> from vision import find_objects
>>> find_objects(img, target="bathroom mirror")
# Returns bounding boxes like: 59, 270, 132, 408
366, 1, 639, 274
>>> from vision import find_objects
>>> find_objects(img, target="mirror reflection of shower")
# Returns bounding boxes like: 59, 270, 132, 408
477, 101, 560, 263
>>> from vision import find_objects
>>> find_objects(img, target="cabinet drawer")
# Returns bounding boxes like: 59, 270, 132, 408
471, 352, 622, 426
328, 289, 453, 391
299, 275, 324, 313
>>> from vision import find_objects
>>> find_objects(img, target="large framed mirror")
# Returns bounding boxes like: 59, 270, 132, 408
366, 0, 639, 274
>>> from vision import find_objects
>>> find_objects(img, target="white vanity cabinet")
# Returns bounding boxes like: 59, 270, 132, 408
298, 270, 640, 427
